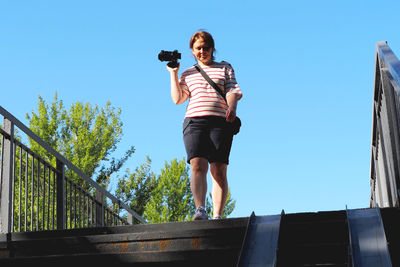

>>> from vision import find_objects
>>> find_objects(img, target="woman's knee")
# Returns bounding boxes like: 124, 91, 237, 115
210, 162, 227, 181
190, 157, 208, 175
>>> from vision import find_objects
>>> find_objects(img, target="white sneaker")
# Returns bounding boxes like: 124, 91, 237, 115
213, 215, 222, 220
193, 206, 208, 220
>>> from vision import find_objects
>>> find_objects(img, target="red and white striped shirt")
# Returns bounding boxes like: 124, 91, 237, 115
179, 61, 242, 118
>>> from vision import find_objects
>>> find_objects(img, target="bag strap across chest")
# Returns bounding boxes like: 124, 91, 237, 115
194, 64, 227, 103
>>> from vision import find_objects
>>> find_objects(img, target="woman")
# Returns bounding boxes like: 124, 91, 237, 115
167, 30, 242, 220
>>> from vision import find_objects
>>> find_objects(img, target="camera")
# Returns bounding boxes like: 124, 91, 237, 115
158, 50, 181, 68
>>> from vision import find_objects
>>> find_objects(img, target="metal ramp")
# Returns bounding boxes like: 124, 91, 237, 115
237, 212, 282, 266
236, 208, 394, 267
347, 208, 392, 267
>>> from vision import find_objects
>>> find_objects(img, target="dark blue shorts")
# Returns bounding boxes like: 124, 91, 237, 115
183, 116, 234, 164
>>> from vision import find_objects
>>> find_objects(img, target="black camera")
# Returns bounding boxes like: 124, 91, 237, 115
158, 50, 181, 68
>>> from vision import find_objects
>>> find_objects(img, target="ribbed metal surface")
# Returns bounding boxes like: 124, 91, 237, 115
237, 213, 282, 266
370, 42, 400, 209
347, 208, 392, 267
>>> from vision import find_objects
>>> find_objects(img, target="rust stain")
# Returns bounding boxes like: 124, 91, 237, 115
0, 250, 10, 258
191, 237, 201, 250
120, 242, 129, 253
159, 240, 169, 251
139, 241, 146, 250
113, 242, 129, 253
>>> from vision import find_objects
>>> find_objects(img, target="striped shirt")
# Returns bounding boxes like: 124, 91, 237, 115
179, 61, 242, 118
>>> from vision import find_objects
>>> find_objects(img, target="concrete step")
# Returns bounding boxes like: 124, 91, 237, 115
0, 217, 248, 265
3, 209, 399, 266
0, 248, 240, 266
10, 226, 245, 257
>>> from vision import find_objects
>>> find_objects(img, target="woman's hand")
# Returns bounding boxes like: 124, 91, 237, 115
226, 107, 236, 122
226, 93, 239, 122
166, 63, 180, 73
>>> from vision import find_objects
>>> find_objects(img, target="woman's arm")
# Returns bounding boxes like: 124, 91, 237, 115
223, 62, 242, 122
225, 93, 240, 122
167, 64, 188, 105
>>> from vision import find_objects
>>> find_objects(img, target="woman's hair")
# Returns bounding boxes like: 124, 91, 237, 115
189, 30, 216, 60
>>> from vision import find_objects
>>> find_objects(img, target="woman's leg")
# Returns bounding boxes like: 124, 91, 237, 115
210, 162, 228, 217
190, 157, 209, 208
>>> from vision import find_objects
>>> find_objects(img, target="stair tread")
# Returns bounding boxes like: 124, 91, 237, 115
0, 247, 240, 265
11, 232, 244, 257
10, 225, 244, 244
3, 217, 248, 242
5, 220, 246, 258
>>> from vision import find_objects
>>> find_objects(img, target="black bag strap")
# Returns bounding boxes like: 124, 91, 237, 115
194, 64, 226, 102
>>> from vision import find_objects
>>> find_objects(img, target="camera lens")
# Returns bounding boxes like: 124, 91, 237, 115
158, 50, 181, 63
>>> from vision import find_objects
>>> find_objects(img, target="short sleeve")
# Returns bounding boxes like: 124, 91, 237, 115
179, 72, 190, 96
224, 62, 242, 100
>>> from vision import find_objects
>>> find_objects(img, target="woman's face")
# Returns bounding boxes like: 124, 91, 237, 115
192, 38, 213, 65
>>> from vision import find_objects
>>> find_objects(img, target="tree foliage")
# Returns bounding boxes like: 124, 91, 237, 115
26, 93, 131, 188
115, 156, 157, 219
143, 158, 194, 223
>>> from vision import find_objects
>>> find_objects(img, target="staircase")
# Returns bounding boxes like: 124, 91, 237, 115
0, 217, 248, 266
2, 208, 400, 266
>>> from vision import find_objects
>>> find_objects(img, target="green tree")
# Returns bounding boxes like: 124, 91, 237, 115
144, 158, 195, 223
115, 156, 157, 219
26, 93, 132, 188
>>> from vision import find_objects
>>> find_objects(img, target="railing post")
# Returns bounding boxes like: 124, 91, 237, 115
95, 190, 104, 227
127, 213, 134, 225
56, 159, 66, 230
0, 118, 14, 233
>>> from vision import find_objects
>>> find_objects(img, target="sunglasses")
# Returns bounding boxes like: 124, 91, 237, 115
196, 46, 212, 51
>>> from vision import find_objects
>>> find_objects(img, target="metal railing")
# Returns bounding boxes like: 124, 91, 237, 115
0, 106, 145, 233
370, 41, 400, 208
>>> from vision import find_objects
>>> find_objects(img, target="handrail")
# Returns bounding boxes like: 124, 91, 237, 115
370, 41, 400, 208
0, 105, 146, 225
0, 127, 59, 174
376, 41, 400, 88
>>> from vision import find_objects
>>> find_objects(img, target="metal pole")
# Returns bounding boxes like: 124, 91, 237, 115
95, 190, 104, 227
56, 159, 66, 230
0, 118, 14, 233
127, 212, 134, 225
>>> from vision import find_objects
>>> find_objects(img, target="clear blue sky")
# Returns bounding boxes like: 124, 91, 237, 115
1, 0, 400, 218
